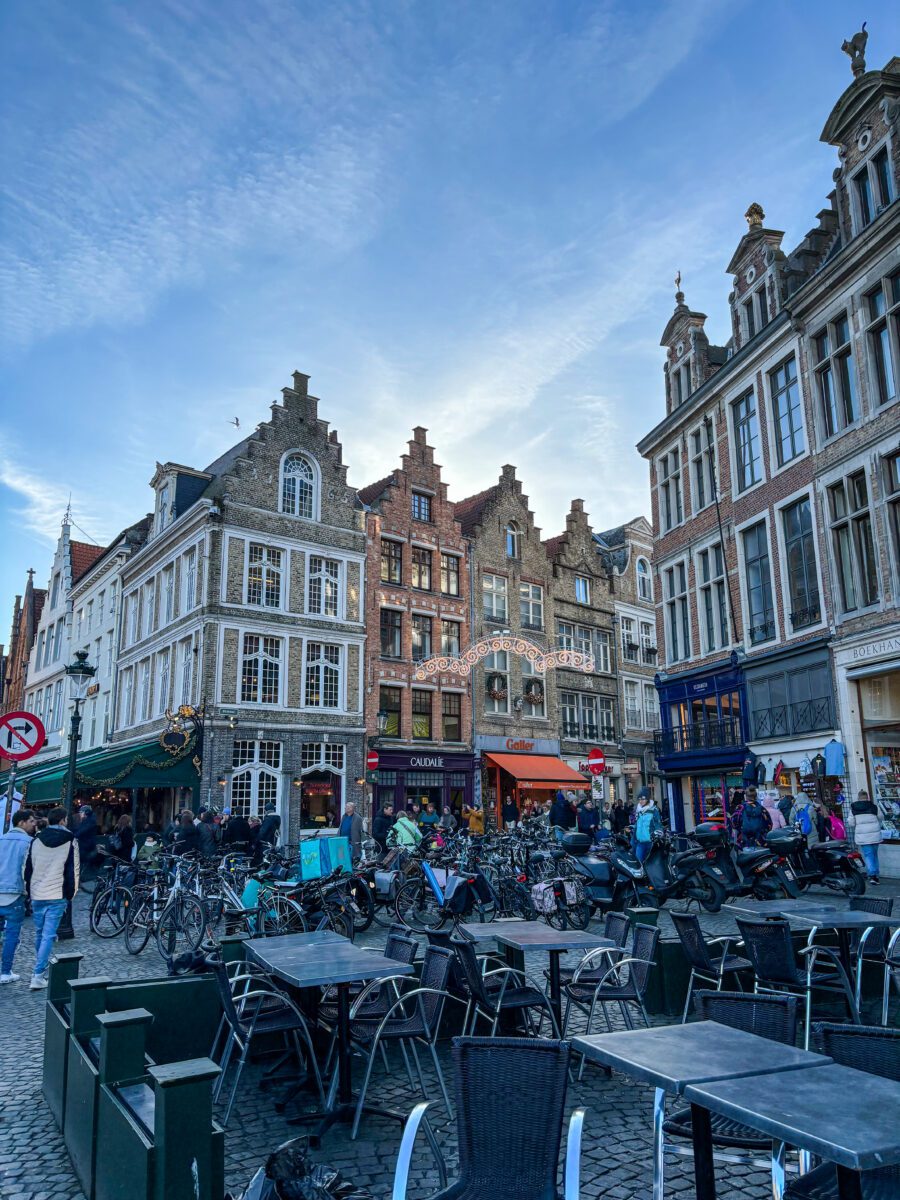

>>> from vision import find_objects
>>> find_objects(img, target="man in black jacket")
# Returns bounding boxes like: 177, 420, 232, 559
258, 804, 281, 847
371, 804, 394, 851
172, 811, 202, 856
221, 811, 252, 848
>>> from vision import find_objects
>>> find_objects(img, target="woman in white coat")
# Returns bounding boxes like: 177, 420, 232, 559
850, 788, 883, 884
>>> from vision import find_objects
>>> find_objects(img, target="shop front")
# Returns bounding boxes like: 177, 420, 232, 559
653, 655, 747, 831
834, 630, 900, 875
476, 735, 589, 818
372, 749, 476, 821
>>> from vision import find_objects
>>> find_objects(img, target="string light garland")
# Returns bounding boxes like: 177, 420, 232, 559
414, 633, 595, 680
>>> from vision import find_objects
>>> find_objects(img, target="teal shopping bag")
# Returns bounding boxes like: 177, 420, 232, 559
319, 835, 351, 875
300, 839, 324, 880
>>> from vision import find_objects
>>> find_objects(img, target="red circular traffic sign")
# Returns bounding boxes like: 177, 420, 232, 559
0, 710, 46, 762
587, 747, 606, 776
366, 749, 380, 771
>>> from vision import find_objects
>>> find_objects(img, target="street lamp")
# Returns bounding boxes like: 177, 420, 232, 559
60, 650, 95, 939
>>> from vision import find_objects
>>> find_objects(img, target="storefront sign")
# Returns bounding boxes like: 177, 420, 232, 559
850, 636, 900, 662
691, 681, 710, 693
622, 760, 642, 775
475, 734, 560, 755
303, 782, 334, 795
409, 756, 444, 768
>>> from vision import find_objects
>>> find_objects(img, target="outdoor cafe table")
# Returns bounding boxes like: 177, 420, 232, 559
572, 1021, 831, 1200
685, 1061, 900, 1200
459, 920, 614, 1031
246, 931, 415, 1136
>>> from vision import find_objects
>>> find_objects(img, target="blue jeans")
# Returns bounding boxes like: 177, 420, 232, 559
0, 897, 25, 975
32, 899, 67, 976
634, 841, 651, 862
859, 843, 880, 878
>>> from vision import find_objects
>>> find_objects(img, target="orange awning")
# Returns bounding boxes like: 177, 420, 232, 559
483, 752, 590, 790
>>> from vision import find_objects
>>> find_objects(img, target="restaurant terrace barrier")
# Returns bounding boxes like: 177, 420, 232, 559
43, 953, 83, 1130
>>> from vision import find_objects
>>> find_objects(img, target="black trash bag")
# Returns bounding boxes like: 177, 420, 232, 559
166, 949, 213, 977
227, 1136, 374, 1200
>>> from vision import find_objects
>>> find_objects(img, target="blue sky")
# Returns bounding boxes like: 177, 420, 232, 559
1, 1, 898, 633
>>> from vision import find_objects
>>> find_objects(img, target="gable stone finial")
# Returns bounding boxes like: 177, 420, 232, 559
841, 23, 868, 78
674, 269, 684, 303
745, 202, 765, 229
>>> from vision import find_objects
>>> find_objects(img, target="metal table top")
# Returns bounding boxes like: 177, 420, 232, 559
491, 921, 614, 954
246, 933, 416, 989
685, 1062, 900, 1171
572, 1021, 830, 1095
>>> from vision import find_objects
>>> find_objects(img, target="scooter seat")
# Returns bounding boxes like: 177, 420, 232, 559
672, 849, 702, 864
815, 840, 849, 851
737, 849, 770, 865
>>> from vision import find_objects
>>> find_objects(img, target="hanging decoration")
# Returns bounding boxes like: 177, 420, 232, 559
486, 674, 509, 701
414, 633, 594, 680
523, 681, 545, 706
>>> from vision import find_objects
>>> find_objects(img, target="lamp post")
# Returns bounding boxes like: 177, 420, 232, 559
59, 650, 96, 939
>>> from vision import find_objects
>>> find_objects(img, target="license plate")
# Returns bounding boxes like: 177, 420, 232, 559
783, 868, 795, 879
710, 868, 723, 876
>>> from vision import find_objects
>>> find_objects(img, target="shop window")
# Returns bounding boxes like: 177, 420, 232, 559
380, 608, 402, 658
411, 546, 432, 590
412, 689, 432, 739
412, 614, 432, 661
381, 539, 402, 584
814, 314, 859, 438
483, 573, 508, 621
442, 692, 461, 741
307, 556, 340, 616
866, 282, 898, 407
411, 492, 432, 522
742, 522, 775, 645
440, 553, 460, 596
519, 582, 543, 629
732, 389, 761, 492
441, 619, 460, 656
304, 642, 341, 708
828, 472, 879, 613
241, 634, 281, 704
781, 496, 820, 630
769, 355, 805, 466
247, 544, 283, 608
281, 453, 316, 518
379, 686, 401, 739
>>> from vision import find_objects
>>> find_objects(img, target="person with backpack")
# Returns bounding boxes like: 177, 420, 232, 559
740, 788, 771, 847
777, 792, 794, 826
390, 809, 422, 849
632, 788, 661, 862
23, 806, 80, 990
789, 793, 820, 847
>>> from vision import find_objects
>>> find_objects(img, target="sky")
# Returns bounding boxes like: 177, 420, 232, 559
1, 0, 898, 635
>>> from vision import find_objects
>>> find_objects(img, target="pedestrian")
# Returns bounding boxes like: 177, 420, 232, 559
439, 806, 457, 834
221, 809, 252, 848
197, 810, 219, 857
163, 809, 185, 847
740, 788, 772, 847
850, 789, 883, 884
632, 788, 661, 862
258, 803, 281, 848
609, 798, 628, 836
339, 802, 364, 863
501, 795, 519, 830
777, 792, 794, 826
762, 793, 786, 830
73, 805, 99, 874
549, 790, 575, 836
390, 808, 422, 848
577, 798, 600, 840
0, 809, 38, 984
371, 804, 394, 851
173, 810, 202, 856
407, 802, 422, 826
136, 832, 163, 866
108, 814, 135, 863
789, 792, 821, 847
419, 803, 440, 832
463, 801, 484, 836
23, 806, 80, 990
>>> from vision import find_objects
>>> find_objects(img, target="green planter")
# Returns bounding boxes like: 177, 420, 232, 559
42, 953, 82, 1130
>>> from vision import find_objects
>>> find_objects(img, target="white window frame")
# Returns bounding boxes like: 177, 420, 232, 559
767, 352, 807, 472
181, 548, 198, 613
138, 658, 152, 723
177, 638, 193, 706
155, 649, 171, 716
623, 678, 642, 730
482, 573, 508, 621
661, 556, 692, 665
657, 444, 684, 532
519, 582, 543, 629
162, 565, 175, 624
850, 139, 894, 234
280, 450, 320, 520
774, 485, 826, 640
303, 641, 343, 710
689, 423, 717, 513
636, 557, 653, 602
246, 543, 284, 610
730, 386, 764, 496
484, 650, 510, 716
595, 629, 612, 674
735, 511, 779, 650
240, 633, 283, 706
574, 575, 591, 605
694, 538, 730, 656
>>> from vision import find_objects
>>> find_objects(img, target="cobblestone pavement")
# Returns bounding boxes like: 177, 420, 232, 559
1, 882, 898, 1200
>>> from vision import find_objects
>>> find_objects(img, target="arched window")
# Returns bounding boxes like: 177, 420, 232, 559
505, 522, 521, 559
637, 557, 653, 602
281, 453, 316, 519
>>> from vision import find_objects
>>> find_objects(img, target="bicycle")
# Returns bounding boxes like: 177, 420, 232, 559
394, 858, 496, 932
89, 857, 136, 938
154, 858, 207, 956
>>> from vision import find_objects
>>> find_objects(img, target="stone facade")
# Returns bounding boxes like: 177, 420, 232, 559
114, 373, 367, 839
637, 46, 900, 838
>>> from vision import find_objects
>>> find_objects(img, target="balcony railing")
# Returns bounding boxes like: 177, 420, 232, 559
748, 619, 776, 646
562, 721, 616, 742
643, 707, 661, 730
521, 619, 544, 632
752, 695, 833, 740
790, 602, 821, 631
624, 705, 642, 728
654, 715, 742, 757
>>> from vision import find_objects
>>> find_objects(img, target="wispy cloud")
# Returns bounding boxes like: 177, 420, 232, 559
0, 452, 108, 548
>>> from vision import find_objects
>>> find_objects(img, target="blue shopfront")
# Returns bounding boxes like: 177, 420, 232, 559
653, 653, 748, 831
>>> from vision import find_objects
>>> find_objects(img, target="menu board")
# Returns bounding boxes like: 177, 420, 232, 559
870, 744, 900, 840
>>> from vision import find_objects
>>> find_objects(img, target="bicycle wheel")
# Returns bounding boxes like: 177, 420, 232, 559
317, 900, 354, 941
394, 877, 445, 931
346, 877, 375, 933
261, 892, 307, 936
506, 880, 538, 921
124, 890, 152, 955
155, 895, 206, 957
90, 886, 132, 938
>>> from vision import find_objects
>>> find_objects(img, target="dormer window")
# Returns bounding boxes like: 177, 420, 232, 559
852, 142, 894, 233
505, 522, 521, 559
673, 363, 691, 406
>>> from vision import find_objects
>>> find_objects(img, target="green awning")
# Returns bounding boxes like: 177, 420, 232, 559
0, 734, 201, 805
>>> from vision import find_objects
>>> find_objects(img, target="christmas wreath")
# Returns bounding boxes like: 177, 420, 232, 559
524, 681, 544, 705
486, 673, 508, 701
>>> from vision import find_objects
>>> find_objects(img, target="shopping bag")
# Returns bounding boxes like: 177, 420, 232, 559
319, 836, 352, 876
300, 840, 324, 880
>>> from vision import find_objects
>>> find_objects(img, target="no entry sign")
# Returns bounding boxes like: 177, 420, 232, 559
587, 747, 606, 776
366, 749, 380, 771
0, 710, 46, 762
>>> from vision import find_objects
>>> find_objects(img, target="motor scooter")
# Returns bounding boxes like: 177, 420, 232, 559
691, 821, 799, 900
638, 829, 731, 912
556, 832, 656, 914
765, 826, 866, 897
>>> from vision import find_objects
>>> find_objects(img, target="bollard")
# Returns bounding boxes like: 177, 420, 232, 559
42, 953, 82, 1129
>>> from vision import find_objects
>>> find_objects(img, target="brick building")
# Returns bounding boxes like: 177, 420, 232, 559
359, 427, 475, 820
2, 569, 46, 715
637, 38, 900, 850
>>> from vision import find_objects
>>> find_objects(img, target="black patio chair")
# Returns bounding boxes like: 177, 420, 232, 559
347, 944, 456, 1138
847, 896, 895, 1011
551, 911, 632, 989
392, 1037, 585, 1199
452, 936, 561, 1038
784, 1023, 900, 1199
562, 923, 659, 1049
670, 910, 751, 1022
735, 916, 860, 1047
208, 957, 324, 1127
658, 991, 800, 1200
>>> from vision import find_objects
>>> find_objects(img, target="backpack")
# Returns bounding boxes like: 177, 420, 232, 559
795, 804, 813, 837
827, 814, 846, 840
741, 804, 765, 835
635, 808, 658, 843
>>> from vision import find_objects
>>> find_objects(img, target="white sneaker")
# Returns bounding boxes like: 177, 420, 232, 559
29, 974, 48, 990
0, 972, 20, 984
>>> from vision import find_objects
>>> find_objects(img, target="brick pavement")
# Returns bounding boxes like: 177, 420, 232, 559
1, 884, 898, 1200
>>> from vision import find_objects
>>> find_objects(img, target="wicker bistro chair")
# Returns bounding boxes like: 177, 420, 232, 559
392, 1037, 585, 1200
783, 1023, 900, 1200
551, 911, 632, 989
845, 897, 895, 1012
451, 936, 562, 1039
561, 924, 660, 1055
670, 911, 751, 1023
346, 945, 457, 1139
208, 957, 324, 1127
735, 917, 860, 1048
